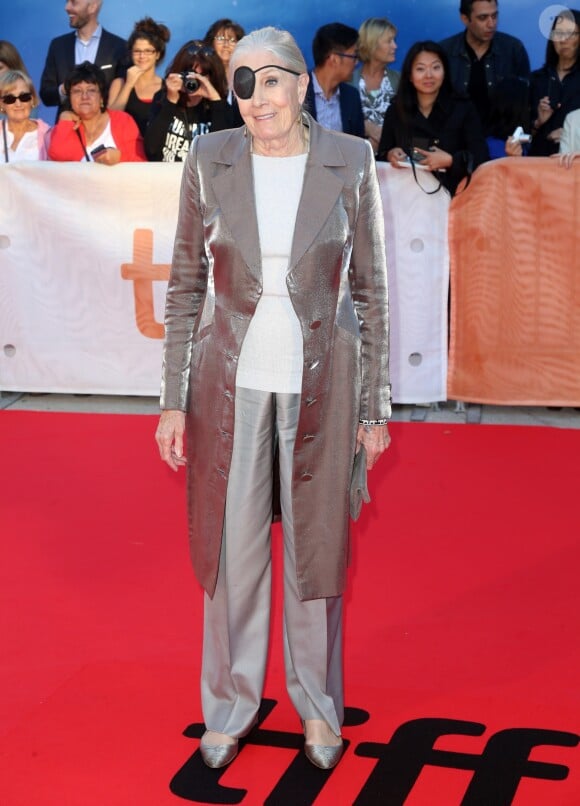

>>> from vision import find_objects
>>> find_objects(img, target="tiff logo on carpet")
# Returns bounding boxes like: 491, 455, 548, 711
169, 698, 579, 804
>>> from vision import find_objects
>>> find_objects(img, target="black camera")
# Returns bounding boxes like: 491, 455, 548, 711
180, 72, 200, 92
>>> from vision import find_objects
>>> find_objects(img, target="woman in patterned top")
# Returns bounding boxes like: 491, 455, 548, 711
351, 18, 400, 153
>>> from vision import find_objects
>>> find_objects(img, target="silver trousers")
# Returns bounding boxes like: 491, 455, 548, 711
201, 387, 344, 738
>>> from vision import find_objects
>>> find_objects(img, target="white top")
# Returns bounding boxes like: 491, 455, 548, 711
1, 119, 50, 163
82, 120, 117, 162
236, 152, 308, 393
560, 109, 580, 153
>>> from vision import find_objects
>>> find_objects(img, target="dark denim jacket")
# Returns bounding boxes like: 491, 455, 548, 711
440, 31, 530, 94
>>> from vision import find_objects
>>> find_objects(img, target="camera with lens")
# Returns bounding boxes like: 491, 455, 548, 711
180, 72, 200, 92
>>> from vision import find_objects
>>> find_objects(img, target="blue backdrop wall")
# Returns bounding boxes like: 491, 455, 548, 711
0, 1, 570, 119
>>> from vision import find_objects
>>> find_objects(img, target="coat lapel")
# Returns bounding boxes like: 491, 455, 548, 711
210, 128, 262, 281
208, 118, 347, 278
290, 117, 347, 270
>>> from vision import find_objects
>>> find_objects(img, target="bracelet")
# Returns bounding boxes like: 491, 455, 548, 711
359, 418, 389, 426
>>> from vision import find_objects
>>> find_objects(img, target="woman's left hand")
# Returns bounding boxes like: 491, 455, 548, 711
551, 150, 579, 169
93, 147, 121, 166
547, 127, 563, 144
189, 72, 221, 102
414, 146, 453, 172
356, 423, 391, 470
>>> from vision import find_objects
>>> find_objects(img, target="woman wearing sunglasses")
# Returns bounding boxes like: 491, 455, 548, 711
144, 40, 232, 162
0, 70, 50, 163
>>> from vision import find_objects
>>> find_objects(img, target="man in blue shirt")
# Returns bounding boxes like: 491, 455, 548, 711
40, 0, 127, 120
305, 23, 365, 138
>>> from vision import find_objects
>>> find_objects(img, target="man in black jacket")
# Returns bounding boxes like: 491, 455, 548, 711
40, 0, 127, 120
440, 0, 530, 133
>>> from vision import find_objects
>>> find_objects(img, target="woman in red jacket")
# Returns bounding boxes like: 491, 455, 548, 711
48, 61, 146, 164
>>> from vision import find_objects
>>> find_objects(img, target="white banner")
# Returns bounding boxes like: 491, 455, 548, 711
0, 162, 448, 401
0, 162, 182, 395
377, 163, 450, 404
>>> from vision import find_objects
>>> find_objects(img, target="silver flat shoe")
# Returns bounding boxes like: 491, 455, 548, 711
200, 739, 238, 769
304, 740, 343, 770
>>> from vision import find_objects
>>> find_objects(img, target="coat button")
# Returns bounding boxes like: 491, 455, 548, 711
302, 434, 315, 442
310, 320, 321, 330
308, 359, 320, 370
301, 472, 313, 481
224, 390, 233, 401
305, 397, 318, 407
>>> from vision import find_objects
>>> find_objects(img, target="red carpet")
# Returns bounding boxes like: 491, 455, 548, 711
0, 411, 578, 805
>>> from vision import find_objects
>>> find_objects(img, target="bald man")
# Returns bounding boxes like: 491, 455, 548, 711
40, 0, 127, 119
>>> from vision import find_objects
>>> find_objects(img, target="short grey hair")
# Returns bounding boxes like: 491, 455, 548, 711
229, 26, 307, 83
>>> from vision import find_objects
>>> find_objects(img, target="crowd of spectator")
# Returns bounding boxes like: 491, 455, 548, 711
1, 0, 580, 176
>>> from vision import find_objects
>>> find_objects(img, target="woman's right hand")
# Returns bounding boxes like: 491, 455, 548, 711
59, 110, 81, 129
387, 147, 407, 167
505, 137, 523, 157
125, 64, 145, 88
364, 121, 382, 155
536, 96, 554, 127
155, 410, 187, 471
165, 72, 184, 104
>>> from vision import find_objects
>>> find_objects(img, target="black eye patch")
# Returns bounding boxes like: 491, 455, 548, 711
232, 64, 300, 99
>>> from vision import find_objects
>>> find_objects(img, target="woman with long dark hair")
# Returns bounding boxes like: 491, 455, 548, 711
529, 8, 580, 156
377, 40, 487, 194
144, 40, 232, 162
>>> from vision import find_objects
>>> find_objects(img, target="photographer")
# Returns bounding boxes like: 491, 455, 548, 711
144, 40, 232, 162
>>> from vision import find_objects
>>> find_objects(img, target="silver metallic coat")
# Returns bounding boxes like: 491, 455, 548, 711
161, 115, 390, 600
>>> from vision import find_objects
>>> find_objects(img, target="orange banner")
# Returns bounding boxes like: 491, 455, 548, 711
448, 158, 580, 406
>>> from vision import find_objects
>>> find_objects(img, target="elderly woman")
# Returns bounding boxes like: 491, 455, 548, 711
145, 40, 231, 162
155, 26, 391, 770
108, 17, 171, 135
377, 41, 488, 195
0, 71, 50, 163
351, 17, 400, 153
48, 61, 146, 163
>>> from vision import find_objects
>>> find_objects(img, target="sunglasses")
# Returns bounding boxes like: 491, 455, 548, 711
233, 65, 300, 100
186, 43, 215, 58
2, 92, 33, 104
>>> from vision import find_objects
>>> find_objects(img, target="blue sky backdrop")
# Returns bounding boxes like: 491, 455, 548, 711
1, 0, 568, 119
